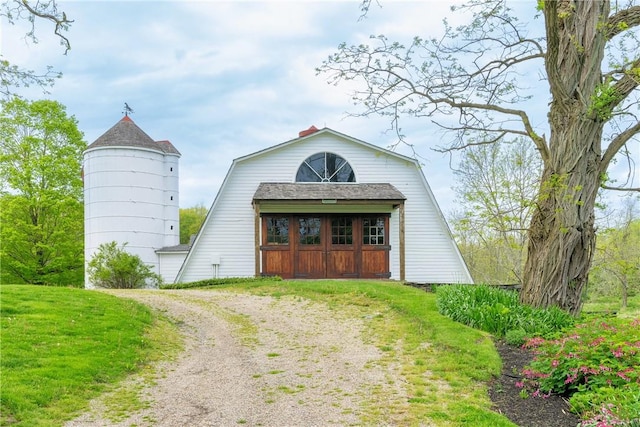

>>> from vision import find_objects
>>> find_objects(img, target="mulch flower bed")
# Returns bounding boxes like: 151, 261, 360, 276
489, 340, 582, 427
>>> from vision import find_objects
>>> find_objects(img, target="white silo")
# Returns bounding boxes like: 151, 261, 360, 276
83, 115, 181, 288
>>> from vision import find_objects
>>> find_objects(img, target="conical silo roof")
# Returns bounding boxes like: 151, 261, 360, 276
85, 115, 180, 155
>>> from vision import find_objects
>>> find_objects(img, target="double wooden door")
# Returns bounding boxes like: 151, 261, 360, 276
261, 214, 390, 279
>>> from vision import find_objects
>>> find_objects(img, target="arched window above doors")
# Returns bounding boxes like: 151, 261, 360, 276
295, 152, 355, 183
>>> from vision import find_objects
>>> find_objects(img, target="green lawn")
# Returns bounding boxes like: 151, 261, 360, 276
1, 281, 516, 426
583, 294, 640, 318
0, 285, 180, 427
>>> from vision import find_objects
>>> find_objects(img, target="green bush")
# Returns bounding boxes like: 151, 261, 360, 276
88, 241, 162, 289
161, 276, 282, 289
435, 284, 575, 338
520, 317, 640, 424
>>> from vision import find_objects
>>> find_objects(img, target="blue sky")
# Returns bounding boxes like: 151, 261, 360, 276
2, 1, 637, 219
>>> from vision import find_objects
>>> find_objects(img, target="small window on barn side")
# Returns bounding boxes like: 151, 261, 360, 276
296, 152, 355, 182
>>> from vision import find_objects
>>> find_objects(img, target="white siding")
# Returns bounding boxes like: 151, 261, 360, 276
158, 252, 188, 283
177, 131, 472, 284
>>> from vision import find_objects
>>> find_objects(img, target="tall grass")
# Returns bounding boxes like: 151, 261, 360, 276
435, 284, 575, 338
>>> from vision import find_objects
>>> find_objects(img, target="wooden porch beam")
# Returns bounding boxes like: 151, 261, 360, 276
254, 202, 261, 277
399, 202, 405, 282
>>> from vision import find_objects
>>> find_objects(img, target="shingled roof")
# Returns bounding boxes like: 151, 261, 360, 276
85, 116, 180, 155
253, 183, 406, 202
155, 244, 191, 253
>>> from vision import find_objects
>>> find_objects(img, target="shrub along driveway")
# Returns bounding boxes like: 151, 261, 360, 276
65, 289, 409, 426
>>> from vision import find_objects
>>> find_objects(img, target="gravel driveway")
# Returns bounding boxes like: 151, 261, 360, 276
65, 289, 408, 426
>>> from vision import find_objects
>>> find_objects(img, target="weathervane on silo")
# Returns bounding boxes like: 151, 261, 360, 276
123, 103, 134, 117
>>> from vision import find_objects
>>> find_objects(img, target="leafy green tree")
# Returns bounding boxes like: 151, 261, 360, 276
1, 0, 73, 98
590, 198, 640, 307
179, 204, 207, 245
453, 235, 518, 285
319, 1, 640, 314
451, 138, 542, 284
0, 98, 84, 286
87, 241, 162, 289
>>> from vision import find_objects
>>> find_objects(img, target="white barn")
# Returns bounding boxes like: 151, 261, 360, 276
173, 126, 472, 284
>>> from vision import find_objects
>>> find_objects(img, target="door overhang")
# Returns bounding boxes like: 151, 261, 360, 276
252, 182, 406, 211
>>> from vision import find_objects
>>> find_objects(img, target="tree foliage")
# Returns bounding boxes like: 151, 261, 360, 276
451, 138, 542, 284
589, 197, 640, 307
0, 98, 84, 286
179, 204, 207, 245
87, 241, 162, 289
318, 0, 640, 314
1, 0, 73, 98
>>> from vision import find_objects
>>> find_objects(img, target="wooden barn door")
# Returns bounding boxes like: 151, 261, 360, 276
262, 214, 390, 279
294, 216, 325, 278
360, 216, 391, 279
261, 216, 293, 278
327, 216, 357, 277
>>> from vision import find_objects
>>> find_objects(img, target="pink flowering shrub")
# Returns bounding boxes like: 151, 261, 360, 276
519, 318, 640, 424
571, 385, 640, 426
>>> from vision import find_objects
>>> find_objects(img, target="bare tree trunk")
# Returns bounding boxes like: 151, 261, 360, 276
520, 1, 609, 315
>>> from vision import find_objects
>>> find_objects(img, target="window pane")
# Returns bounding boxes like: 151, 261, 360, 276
331, 217, 352, 245
334, 163, 355, 182
299, 217, 321, 245
325, 153, 342, 180
363, 217, 385, 245
306, 152, 325, 172
295, 163, 321, 182
266, 217, 289, 244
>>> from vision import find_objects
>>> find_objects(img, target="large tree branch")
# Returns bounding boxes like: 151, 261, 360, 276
358, 64, 553, 162
601, 120, 640, 170
606, 5, 640, 39
607, 57, 640, 110
422, 96, 550, 163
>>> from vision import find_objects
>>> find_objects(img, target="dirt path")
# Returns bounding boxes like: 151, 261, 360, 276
65, 289, 407, 426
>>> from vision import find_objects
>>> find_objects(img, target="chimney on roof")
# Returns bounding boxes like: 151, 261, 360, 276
299, 125, 319, 138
